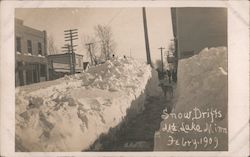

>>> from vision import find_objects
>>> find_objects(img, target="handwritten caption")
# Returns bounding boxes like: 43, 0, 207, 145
160, 106, 227, 150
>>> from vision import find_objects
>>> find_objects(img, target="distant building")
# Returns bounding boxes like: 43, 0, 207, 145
171, 8, 227, 59
15, 18, 49, 86
47, 53, 84, 79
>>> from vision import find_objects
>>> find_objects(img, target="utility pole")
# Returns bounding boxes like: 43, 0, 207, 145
85, 43, 94, 66
142, 7, 152, 67
62, 44, 71, 54
62, 44, 72, 72
159, 47, 165, 73
64, 29, 78, 74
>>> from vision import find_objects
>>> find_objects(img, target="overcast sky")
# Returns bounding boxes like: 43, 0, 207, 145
16, 8, 173, 64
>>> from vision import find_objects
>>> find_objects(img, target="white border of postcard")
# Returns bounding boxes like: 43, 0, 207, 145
0, 1, 249, 157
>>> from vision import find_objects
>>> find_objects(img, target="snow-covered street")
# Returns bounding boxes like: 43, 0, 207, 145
15, 47, 228, 152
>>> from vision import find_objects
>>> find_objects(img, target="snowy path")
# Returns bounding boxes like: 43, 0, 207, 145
87, 93, 172, 151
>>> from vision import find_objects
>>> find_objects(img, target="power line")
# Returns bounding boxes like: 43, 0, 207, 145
87, 9, 124, 44
82, 9, 124, 58
105, 8, 124, 27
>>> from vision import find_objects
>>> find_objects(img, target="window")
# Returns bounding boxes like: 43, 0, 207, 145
38, 42, 42, 55
27, 40, 32, 54
40, 64, 46, 77
78, 58, 81, 67
16, 37, 21, 53
26, 69, 33, 85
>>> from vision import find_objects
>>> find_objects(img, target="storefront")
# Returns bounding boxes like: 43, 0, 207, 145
15, 61, 48, 86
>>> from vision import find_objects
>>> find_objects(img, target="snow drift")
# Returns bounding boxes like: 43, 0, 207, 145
154, 47, 228, 151
15, 57, 162, 152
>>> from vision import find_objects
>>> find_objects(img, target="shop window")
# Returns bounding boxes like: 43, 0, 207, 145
26, 70, 33, 84
40, 64, 46, 77
17, 62, 24, 86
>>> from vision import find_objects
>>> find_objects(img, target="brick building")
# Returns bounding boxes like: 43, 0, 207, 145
171, 8, 227, 59
15, 18, 49, 86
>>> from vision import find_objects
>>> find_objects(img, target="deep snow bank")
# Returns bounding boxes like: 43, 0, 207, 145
15, 57, 161, 152
154, 47, 228, 151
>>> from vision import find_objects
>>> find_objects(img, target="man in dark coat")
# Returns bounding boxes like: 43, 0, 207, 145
167, 69, 172, 84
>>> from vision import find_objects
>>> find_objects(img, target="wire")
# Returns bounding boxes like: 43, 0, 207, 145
105, 8, 124, 27
84, 9, 124, 45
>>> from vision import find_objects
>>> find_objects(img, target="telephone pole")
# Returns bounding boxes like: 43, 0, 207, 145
142, 7, 152, 67
85, 43, 94, 65
62, 44, 71, 54
62, 44, 72, 72
159, 47, 165, 73
64, 29, 78, 74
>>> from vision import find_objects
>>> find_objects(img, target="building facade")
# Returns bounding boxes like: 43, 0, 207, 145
171, 8, 227, 59
48, 53, 84, 79
15, 18, 49, 86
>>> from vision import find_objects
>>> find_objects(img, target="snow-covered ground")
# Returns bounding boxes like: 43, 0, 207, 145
15, 57, 162, 152
154, 47, 228, 151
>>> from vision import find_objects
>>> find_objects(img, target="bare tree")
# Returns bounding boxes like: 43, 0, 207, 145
95, 25, 116, 61
48, 35, 59, 55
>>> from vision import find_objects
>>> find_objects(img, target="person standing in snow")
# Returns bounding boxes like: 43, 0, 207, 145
172, 69, 176, 83
167, 69, 172, 84
173, 68, 177, 83
156, 68, 161, 80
